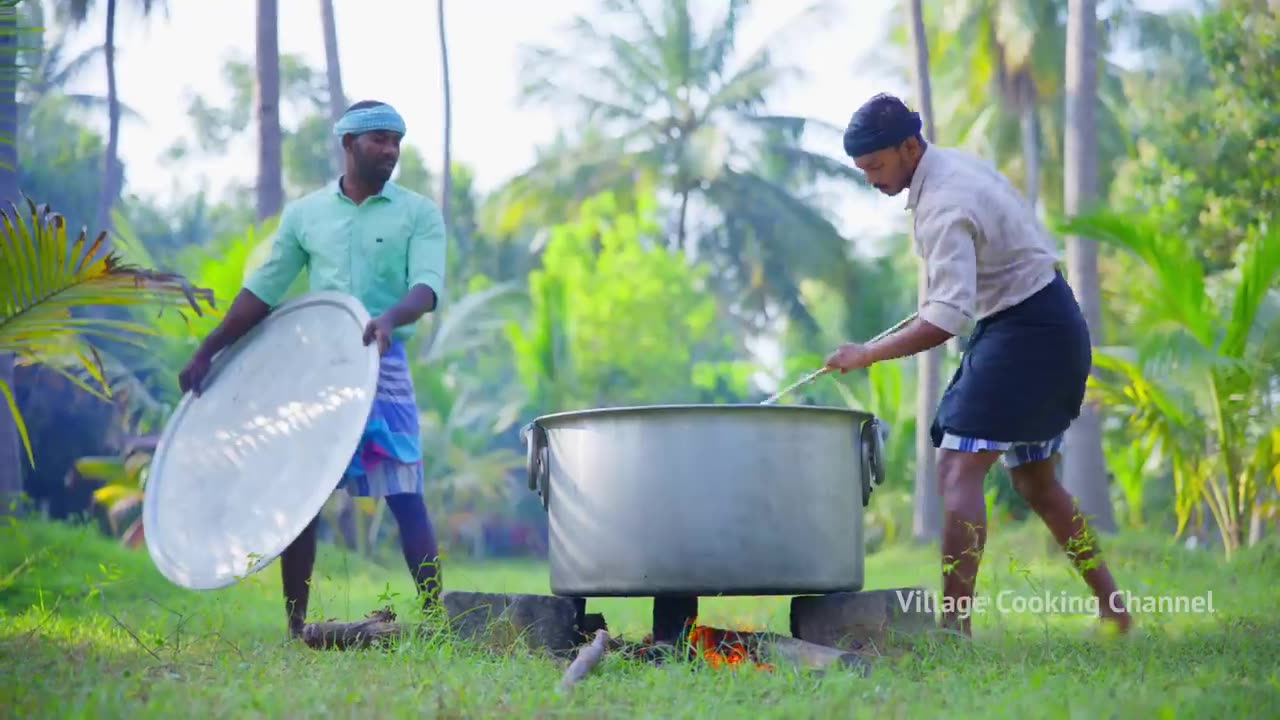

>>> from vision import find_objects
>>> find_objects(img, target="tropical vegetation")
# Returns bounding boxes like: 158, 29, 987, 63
1, 0, 1278, 713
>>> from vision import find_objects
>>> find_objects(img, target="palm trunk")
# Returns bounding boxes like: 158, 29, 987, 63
255, 0, 284, 221
1018, 73, 1039, 210
676, 185, 690, 254
907, 0, 941, 543
0, 4, 23, 516
437, 0, 452, 225
93, 0, 121, 242
320, 0, 346, 176
1063, 0, 1116, 532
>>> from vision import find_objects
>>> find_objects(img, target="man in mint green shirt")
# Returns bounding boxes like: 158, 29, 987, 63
178, 100, 447, 638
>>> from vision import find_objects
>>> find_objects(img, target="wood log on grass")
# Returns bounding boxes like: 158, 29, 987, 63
301, 607, 407, 650
754, 632, 871, 676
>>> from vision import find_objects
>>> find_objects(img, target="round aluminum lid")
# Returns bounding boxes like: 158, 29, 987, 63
143, 291, 381, 590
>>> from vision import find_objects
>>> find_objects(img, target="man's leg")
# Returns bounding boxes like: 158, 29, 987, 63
936, 447, 1002, 636
384, 492, 442, 610
280, 516, 319, 638
1007, 449, 1132, 633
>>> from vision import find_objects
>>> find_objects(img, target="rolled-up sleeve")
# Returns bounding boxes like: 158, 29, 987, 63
244, 206, 306, 308
408, 198, 447, 307
916, 207, 978, 337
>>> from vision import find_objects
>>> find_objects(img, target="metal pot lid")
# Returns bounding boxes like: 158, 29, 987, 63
143, 291, 380, 590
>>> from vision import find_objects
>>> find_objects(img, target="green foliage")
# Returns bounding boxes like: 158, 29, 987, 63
897, 0, 1140, 211
411, 280, 529, 514
508, 0, 867, 333
282, 113, 335, 195
1057, 208, 1280, 555
507, 189, 747, 412
68, 436, 156, 547
0, 198, 213, 466
1, 0, 37, 174
1108, 0, 1280, 270
15, 96, 103, 232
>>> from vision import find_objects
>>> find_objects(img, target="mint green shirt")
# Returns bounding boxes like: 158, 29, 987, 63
244, 179, 447, 341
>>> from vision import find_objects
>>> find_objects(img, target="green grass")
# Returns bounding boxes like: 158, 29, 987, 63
2, 515, 1279, 718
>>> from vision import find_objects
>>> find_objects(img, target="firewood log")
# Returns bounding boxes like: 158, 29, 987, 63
755, 632, 871, 676
559, 629, 610, 691
301, 608, 406, 650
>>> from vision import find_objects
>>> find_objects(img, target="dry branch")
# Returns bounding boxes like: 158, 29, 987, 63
301, 608, 408, 651
559, 629, 609, 691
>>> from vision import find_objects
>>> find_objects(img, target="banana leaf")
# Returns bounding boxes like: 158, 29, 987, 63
0, 197, 214, 467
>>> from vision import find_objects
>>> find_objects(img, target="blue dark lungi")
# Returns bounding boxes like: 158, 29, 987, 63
929, 271, 1092, 468
337, 340, 426, 497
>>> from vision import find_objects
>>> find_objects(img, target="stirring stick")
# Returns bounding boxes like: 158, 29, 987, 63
759, 312, 920, 405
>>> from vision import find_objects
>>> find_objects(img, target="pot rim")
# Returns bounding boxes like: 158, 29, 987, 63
531, 402, 878, 427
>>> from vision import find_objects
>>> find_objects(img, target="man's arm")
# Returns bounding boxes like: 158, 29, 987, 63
867, 208, 978, 362
190, 289, 272, 361
865, 316, 954, 363
382, 198, 447, 328
196, 208, 306, 359
378, 284, 437, 328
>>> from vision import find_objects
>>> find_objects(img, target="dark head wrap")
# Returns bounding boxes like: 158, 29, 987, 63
843, 93, 924, 158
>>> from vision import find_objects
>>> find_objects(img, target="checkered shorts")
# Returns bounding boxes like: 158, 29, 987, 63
938, 432, 1064, 469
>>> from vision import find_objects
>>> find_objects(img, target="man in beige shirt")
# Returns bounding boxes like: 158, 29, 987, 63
823, 93, 1131, 637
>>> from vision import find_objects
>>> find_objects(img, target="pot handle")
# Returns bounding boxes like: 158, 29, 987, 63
522, 422, 550, 510
860, 418, 886, 507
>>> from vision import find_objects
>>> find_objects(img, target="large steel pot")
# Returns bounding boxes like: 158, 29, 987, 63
521, 404, 886, 597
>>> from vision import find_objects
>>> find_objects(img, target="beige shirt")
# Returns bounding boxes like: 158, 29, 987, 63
906, 145, 1060, 337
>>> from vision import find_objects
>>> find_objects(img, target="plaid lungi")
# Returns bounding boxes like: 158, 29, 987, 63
337, 339, 425, 497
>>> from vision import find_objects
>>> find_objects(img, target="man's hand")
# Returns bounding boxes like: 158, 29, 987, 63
824, 342, 876, 374
363, 314, 394, 355
178, 351, 213, 397
176, 289, 272, 398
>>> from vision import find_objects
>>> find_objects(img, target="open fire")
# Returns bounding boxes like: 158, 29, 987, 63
686, 623, 774, 671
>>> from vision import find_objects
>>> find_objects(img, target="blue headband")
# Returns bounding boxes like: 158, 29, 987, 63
843, 111, 922, 157
333, 105, 407, 138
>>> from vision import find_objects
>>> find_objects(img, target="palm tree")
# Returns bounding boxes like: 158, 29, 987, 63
1058, 209, 1280, 556
255, 0, 283, 221
55, 0, 165, 241
893, 0, 1149, 216
319, 0, 345, 175
0, 0, 25, 514
436, 0, 451, 228
906, 0, 942, 543
1, 199, 214, 470
16, 1, 143, 126
506, 0, 867, 335
1062, 0, 1114, 531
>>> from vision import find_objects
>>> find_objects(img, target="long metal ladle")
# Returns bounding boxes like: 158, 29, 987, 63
759, 312, 919, 405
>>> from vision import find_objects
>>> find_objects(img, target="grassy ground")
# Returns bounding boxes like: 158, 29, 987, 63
2, 515, 1278, 719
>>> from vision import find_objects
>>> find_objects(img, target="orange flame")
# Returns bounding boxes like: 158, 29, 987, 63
686, 623, 774, 671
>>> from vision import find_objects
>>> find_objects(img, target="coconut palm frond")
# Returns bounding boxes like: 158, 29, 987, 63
0, 197, 214, 466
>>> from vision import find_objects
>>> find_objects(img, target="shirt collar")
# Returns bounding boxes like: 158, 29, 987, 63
331, 176, 398, 204
905, 145, 939, 211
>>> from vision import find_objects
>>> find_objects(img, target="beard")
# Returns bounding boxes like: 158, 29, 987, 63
354, 149, 396, 186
